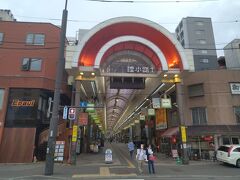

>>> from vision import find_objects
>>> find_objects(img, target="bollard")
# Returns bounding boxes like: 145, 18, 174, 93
176, 157, 182, 165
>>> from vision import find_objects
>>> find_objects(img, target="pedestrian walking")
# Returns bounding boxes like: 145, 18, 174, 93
127, 140, 135, 159
146, 144, 155, 174
136, 144, 146, 174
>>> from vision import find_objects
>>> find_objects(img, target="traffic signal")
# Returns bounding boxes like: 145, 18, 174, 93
68, 108, 76, 120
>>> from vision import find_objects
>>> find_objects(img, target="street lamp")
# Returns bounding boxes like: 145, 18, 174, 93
44, 0, 68, 175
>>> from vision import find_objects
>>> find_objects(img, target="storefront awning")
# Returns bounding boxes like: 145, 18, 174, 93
161, 127, 179, 137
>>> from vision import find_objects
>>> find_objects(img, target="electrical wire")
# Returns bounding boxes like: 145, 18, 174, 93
13, 14, 240, 25
0, 45, 239, 52
86, 0, 219, 3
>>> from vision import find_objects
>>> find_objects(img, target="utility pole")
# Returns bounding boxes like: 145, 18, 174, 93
44, 0, 68, 175
176, 82, 189, 165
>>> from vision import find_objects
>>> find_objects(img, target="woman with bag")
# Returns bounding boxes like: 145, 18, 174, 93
146, 144, 156, 174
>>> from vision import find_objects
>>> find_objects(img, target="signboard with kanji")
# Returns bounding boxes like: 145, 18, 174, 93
181, 126, 187, 143
152, 98, 161, 109
54, 141, 65, 162
72, 125, 78, 142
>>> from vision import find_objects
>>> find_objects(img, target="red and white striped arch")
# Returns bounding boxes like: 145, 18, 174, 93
73, 17, 189, 71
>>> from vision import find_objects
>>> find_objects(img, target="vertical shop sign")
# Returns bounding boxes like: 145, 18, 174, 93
155, 108, 167, 130
72, 125, 78, 142
181, 126, 187, 143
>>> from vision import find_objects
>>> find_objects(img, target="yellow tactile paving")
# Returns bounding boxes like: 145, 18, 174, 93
100, 167, 110, 176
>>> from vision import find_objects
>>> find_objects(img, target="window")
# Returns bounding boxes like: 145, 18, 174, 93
196, 21, 204, 26
232, 137, 239, 144
191, 107, 207, 125
0, 32, 3, 44
200, 50, 208, 54
181, 40, 185, 47
200, 59, 209, 63
180, 31, 184, 39
233, 148, 240, 152
0, 89, 4, 110
234, 106, 240, 124
197, 39, 207, 45
195, 30, 205, 35
26, 33, 45, 45
21, 58, 42, 71
222, 137, 230, 145
188, 84, 204, 97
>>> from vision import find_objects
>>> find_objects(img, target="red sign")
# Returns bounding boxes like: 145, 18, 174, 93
79, 113, 88, 126
202, 135, 213, 141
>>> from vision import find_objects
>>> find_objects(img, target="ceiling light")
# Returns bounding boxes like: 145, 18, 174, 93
163, 74, 167, 77
91, 72, 95, 76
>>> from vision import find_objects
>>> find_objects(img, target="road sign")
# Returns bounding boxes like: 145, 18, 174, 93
68, 108, 76, 120
63, 106, 68, 120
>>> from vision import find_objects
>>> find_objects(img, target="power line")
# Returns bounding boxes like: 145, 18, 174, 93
86, 0, 219, 3
14, 14, 240, 25
0, 45, 239, 52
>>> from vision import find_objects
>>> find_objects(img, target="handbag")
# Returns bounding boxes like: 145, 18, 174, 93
149, 154, 157, 161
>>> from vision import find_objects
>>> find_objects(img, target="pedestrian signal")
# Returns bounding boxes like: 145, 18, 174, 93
68, 108, 76, 120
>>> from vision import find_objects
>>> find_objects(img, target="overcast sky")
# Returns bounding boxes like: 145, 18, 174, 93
1, 0, 240, 56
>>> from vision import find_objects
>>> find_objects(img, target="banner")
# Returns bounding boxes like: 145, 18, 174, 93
155, 108, 167, 130
152, 98, 161, 109
79, 113, 88, 126
161, 98, 172, 108
148, 108, 155, 116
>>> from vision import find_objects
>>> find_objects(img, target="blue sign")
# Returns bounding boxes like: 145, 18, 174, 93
80, 101, 88, 108
63, 106, 68, 120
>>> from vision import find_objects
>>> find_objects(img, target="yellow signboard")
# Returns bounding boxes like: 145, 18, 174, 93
72, 125, 78, 142
181, 126, 187, 143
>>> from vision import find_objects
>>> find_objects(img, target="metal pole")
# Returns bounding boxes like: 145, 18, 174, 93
44, 0, 68, 175
176, 82, 189, 164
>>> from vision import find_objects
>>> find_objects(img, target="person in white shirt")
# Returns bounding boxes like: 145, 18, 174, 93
136, 144, 146, 174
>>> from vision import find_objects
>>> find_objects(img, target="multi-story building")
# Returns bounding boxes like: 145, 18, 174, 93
183, 69, 240, 154
175, 17, 218, 71
0, 21, 70, 163
0, 9, 16, 21
224, 39, 240, 69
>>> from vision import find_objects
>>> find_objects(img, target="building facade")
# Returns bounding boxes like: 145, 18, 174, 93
224, 39, 240, 69
175, 17, 218, 71
0, 9, 16, 21
0, 21, 70, 163
182, 69, 240, 158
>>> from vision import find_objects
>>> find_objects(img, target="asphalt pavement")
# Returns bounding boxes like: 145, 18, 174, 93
0, 143, 240, 180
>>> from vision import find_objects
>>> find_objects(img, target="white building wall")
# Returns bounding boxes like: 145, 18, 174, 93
224, 39, 240, 69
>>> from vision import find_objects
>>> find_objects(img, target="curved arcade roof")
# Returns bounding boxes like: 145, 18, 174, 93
73, 16, 189, 71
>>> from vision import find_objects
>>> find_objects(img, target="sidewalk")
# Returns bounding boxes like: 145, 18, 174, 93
155, 152, 217, 166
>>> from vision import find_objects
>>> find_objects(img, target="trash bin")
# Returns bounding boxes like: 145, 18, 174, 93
105, 149, 112, 164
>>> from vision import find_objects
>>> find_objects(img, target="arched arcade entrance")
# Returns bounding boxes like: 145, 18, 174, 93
68, 17, 189, 162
